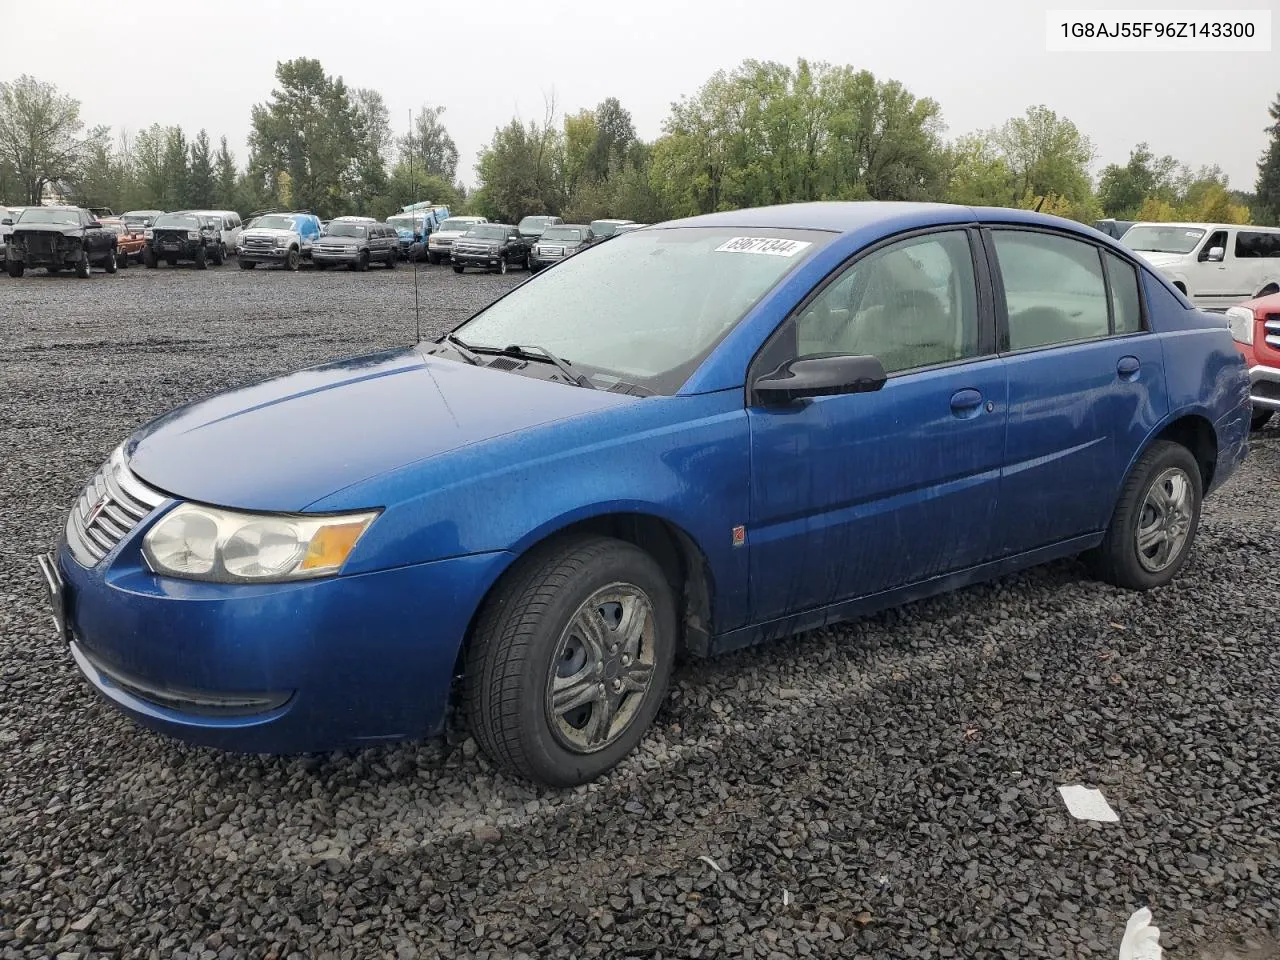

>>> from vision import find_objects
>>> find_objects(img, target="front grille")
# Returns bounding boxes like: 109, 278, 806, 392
315, 243, 352, 255
538, 246, 565, 258
1266, 315, 1280, 350
66, 447, 167, 567
241, 235, 275, 251
454, 243, 493, 255
21, 234, 58, 255
154, 230, 187, 243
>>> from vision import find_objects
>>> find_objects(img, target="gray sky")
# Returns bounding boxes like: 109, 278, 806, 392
5, 0, 1276, 192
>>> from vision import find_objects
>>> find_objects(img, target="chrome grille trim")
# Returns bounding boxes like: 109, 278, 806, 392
66, 447, 167, 567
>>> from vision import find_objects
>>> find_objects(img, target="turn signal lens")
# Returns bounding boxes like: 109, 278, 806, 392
300, 519, 375, 573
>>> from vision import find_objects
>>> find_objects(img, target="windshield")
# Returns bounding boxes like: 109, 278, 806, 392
326, 223, 367, 238
455, 227, 828, 393
17, 208, 80, 225
387, 215, 418, 231
1122, 225, 1206, 254
591, 220, 629, 237
468, 225, 507, 240
541, 227, 584, 241
252, 215, 297, 231
154, 214, 200, 229
439, 218, 477, 232
519, 217, 554, 231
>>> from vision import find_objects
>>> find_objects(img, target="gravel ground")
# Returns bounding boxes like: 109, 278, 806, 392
2, 262, 1279, 959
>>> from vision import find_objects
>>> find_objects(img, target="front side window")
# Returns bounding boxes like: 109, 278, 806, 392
794, 230, 981, 374
1199, 230, 1229, 261
456, 227, 829, 394
993, 231, 1109, 350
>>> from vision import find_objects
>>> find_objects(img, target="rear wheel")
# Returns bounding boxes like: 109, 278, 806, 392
1251, 409, 1273, 431
464, 536, 677, 787
1087, 440, 1202, 590
7, 261, 23, 278
453, 264, 464, 274
386, 248, 396, 269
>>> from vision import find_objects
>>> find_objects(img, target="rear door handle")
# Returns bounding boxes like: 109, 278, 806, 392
950, 388, 984, 419
1117, 356, 1141, 381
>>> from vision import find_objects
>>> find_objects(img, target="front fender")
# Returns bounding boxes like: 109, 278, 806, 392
311, 389, 754, 632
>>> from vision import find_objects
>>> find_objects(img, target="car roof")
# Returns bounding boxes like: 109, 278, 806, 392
1126, 221, 1280, 232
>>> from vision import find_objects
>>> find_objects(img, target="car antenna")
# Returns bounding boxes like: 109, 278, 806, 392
410, 109, 421, 344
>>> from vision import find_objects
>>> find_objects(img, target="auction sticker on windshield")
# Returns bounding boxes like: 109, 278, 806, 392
715, 237, 812, 257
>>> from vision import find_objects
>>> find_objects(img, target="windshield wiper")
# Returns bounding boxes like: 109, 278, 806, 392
499, 344, 596, 389
441, 333, 483, 365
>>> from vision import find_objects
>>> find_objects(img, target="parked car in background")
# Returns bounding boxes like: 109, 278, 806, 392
1122, 222, 1280, 311
388, 203, 450, 261
0, 207, 18, 265
1094, 219, 1136, 240
517, 215, 563, 247
427, 215, 487, 264
528, 224, 594, 272
312, 220, 398, 271
5, 206, 117, 278
143, 212, 225, 269
614, 223, 647, 234
87, 207, 115, 219
121, 210, 164, 230
451, 223, 530, 274
1226, 289, 1280, 429
587, 219, 636, 243
40, 202, 1249, 788
236, 212, 323, 270
99, 217, 148, 266
190, 210, 244, 257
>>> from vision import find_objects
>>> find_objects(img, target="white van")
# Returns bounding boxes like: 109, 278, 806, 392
190, 210, 243, 256
1122, 222, 1280, 311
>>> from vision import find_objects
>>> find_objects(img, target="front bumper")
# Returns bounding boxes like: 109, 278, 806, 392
151, 240, 201, 259
237, 246, 293, 264
56, 533, 512, 753
1248, 364, 1280, 412
312, 250, 363, 266
452, 251, 503, 268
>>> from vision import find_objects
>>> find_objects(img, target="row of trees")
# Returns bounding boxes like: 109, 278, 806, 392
2, 61, 1277, 229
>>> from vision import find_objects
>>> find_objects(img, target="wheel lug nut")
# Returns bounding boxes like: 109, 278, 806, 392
611, 679, 622, 692
621, 655, 631, 666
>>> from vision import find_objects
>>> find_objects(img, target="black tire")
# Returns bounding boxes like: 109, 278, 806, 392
104, 248, 118, 274
194, 246, 208, 270
453, 264, 464, 274
166, 256, 177, 267
496, 255, 508, 275
358, 251, 369, 272
1086, 440, 1202, 591
75, 252, 91, 278
427, 252, 440, 265
143, 247, 157, 268
286, 248, 300, 271
1251, 409, 1273, 431
7, 261, 23, 278
118, 250, 129, 269
529, 262, 541, 274
239, 259, 256, 270
211, 244, 225, 266
464, 536, 677, 787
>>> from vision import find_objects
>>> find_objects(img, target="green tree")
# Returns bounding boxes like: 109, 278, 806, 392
1096, 142, 1179, 218
162, 127, 190, 209
1255, 92, 1280, 225
351, 88, 392, 215
188, 129, 216, 208
584, 97, 636, 182
945, 134, 1016, 206
70, 128, 126, 211
248, 58, 359, 217
990, 105, 1094, 206
215, 136, 238, 210
400, 104, 459, 183
473, 105, 564, 221
0, 76, 101, 203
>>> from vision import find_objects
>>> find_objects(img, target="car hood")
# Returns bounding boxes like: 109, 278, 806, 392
12, 223, 82, 236
1133, 251, 1185, 269
317, 235, 361, 247
433, 229, 472, 240
126, 347, 634, 512
241, 227, 297, 241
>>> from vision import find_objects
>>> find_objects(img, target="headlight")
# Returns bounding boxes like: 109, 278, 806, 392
187, 230, 199, 240
143, 504, 379, 582
143, 229, 153, 239
1226, 306, 1255, 346
275, 237, 289, 247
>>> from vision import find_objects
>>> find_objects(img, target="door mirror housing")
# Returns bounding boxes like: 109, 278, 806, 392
1204, 245, 1225, 262
1, 217, 11, 226
753, 354, 888, 405
87, 220, 102, 229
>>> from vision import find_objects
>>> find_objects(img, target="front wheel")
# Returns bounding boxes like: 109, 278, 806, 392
358, 251, 369, 272
212, 244, 225, 266
386, 249, 396, 269
496, 255, 508, 275
427, 252, 440, 265
143, 248, 157, 268
104, 248, 118, 274
1251, 409, 1273, 431
194, 246, 208, 270
1086, 440, 1202, 590
75, 252, 91, 278
453, 264, 464, 274
285, 248, 300, 271
7, 261, 23, 278
465, 536, 677, 787
238, 259, 256, 269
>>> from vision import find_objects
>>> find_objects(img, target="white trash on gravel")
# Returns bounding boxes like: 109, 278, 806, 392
1058, 784, 1120, 822
1118, 907, 1163, 960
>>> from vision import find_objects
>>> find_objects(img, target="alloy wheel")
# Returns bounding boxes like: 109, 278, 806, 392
1135, 466, 1194, 573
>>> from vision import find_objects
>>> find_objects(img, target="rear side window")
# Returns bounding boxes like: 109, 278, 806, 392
1235, 231, 1280, 258
993, 231, 1110, 350
1105, 252, 1143, 334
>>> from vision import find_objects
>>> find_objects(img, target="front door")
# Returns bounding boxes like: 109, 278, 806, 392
747, 228, 1007, 623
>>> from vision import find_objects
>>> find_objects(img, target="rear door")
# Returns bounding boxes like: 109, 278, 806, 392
986, 226, 1167, 555
747, 227, 1007, 621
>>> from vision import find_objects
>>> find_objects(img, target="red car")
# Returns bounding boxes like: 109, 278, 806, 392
1227, 291, 1280, 429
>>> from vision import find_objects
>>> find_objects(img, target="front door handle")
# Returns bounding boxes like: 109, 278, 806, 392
950, 388, 984, 419
1117, 355, 1141, 381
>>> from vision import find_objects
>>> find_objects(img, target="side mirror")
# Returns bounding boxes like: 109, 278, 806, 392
1205, 246, 1225, 263
753, 354, 888, 405
1, 218, 11, 226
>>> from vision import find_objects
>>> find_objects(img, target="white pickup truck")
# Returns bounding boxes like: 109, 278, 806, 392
1122, 221, 1280, 311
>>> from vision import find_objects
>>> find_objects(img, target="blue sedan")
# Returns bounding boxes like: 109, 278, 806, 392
40, 202, 1250, 786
